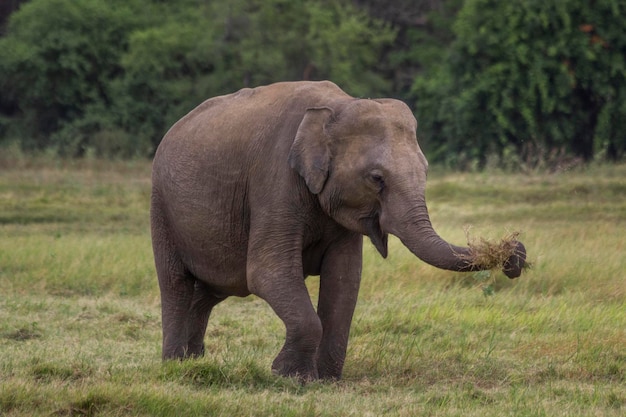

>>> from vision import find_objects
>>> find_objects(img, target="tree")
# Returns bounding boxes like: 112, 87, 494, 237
412, 0, 626, 166
353, 0, 463, 101
0, 0, 27, 34
0, 0, 395, 156
0, 0, 149, 155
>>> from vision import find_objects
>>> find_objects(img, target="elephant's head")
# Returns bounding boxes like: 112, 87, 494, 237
289, 98, 526, 278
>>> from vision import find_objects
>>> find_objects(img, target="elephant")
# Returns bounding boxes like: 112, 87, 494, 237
150, 80, 526, 381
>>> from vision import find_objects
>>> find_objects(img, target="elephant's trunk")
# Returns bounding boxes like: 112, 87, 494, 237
382, 196, 526, 278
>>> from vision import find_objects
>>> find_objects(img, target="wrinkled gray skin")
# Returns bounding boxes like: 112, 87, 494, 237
151, 81, 526, 381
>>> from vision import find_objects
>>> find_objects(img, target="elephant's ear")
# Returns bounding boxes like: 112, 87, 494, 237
288, 107, 333, 195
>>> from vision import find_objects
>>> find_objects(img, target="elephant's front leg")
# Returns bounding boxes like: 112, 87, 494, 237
316, 233, 363, 380
247, 241, 322, 381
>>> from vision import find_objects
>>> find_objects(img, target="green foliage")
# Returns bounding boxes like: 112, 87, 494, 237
357, 0, 464, 101
2, 0, 625, 164
116, 0, 394, 150
0, 0, 395, 156
303, 1, 395, 96
0, 0, 148, 155
413, 0, 626, 167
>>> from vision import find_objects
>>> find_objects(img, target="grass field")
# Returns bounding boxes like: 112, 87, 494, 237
0, 156, 624, 416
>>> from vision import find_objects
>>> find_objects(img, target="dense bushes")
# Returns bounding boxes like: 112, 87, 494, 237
0, 0, 625, 165
0, 0, 393, 157
413, 0, 626, 167
0, 0, 148, 155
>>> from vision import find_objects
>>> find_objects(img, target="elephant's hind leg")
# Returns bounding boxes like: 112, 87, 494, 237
152, 198, 195, 359
185, 280, 225, 357
156, 262, 223, 359
157, 267, 194, 359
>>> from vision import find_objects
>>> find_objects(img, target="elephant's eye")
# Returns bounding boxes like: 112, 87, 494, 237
369, 172, 385, 191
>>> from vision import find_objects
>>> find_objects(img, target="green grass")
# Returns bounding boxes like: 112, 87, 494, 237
1, 157, 624, 416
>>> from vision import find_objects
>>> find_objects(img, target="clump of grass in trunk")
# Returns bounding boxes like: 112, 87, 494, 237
463, 228, 527, 271
459, 228, 530, 295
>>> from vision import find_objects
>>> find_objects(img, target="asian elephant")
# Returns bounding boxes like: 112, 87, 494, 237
150, 81, 526, 381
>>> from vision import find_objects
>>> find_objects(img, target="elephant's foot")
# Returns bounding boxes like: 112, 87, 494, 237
162, 338, 189, 360
162, 342, 205, 361
271, 349, 319, 382
317, 360, 343, 381
185, 341, 206, 358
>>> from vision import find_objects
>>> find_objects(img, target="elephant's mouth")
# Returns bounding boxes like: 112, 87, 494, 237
363, 214, 388, 258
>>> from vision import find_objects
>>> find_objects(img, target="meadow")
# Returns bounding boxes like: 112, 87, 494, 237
0, 154, 624, 416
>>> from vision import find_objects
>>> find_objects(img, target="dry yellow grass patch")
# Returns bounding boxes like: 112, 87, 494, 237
461, 228, 529, 272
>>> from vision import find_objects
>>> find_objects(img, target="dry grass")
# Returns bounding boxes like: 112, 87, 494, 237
461, 228, 529, 271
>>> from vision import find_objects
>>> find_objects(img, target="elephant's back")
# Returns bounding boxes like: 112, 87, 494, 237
165, 80, 348, 145
152, 80, 350, 195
